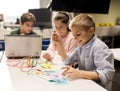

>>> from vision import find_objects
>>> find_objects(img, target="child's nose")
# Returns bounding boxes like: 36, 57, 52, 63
74, 35, 77, 39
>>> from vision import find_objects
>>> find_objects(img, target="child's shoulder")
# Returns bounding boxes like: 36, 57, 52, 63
31, 31, 37, 35
10, 29, 20, 35
93, 37, 109, 50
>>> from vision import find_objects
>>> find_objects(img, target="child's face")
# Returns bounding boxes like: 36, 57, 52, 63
20, 21, 34, 35
54, 20, 68, 38
71, 26, 94, 46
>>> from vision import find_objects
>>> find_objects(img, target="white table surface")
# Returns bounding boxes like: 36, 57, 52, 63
0, 51, 107, 91
111, 48, 120, 61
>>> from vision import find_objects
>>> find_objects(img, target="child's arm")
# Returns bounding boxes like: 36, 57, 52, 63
52, 31, 67, 61
62, 66, 99, 81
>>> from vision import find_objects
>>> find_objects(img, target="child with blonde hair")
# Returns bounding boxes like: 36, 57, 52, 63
52, 14, 115, 91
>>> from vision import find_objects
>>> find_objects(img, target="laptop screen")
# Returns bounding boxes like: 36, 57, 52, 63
4, 35, 42, 58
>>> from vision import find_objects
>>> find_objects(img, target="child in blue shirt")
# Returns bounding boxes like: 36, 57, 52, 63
52, 14, 115, 91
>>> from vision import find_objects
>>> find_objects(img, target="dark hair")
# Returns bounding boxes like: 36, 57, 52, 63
54, 12, 71, 31
20, 12, 36, 24
15, 18, 19, 24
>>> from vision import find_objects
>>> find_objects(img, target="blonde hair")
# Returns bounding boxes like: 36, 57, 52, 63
69, 14, 95, 31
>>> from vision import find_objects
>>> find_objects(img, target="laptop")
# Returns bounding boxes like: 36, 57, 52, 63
4, 35, 42, 58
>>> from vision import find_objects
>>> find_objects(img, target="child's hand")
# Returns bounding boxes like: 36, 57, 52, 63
52, 31, 62, 43
52, 31, 66, 60
61, 66, 80, 80
43, 52, 53, 61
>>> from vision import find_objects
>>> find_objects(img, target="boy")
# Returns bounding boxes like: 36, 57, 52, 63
10, 12, 36, 35
52, 14, 115, 91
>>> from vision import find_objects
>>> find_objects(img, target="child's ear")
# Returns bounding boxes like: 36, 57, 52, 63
89, 27, 95, 35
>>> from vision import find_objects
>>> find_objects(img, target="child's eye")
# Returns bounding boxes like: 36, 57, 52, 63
73, 32, 81, 38
25, 24, 33, 28
76, 33, 81, 37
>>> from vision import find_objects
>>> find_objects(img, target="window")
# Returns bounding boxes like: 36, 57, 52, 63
0, 0, 40, 22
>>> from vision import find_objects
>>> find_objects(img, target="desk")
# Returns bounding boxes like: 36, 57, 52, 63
0, 51, 107, 91
111, 48, 120, 61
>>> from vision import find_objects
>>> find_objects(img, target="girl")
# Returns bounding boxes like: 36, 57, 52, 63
43, 12, 77, 61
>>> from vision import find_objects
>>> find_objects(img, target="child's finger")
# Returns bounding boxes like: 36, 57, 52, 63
61, 66, 70, 69
61, 66, 71, 76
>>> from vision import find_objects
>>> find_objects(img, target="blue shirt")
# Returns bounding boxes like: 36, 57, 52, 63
64, 35, 115, 91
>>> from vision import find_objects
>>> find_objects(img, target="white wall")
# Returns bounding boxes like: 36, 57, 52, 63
0, 0, 40, 23
40, 0, 51, 8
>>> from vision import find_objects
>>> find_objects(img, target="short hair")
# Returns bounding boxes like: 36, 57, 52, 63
20, 12, 36, 24
69, 14, 95, 31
